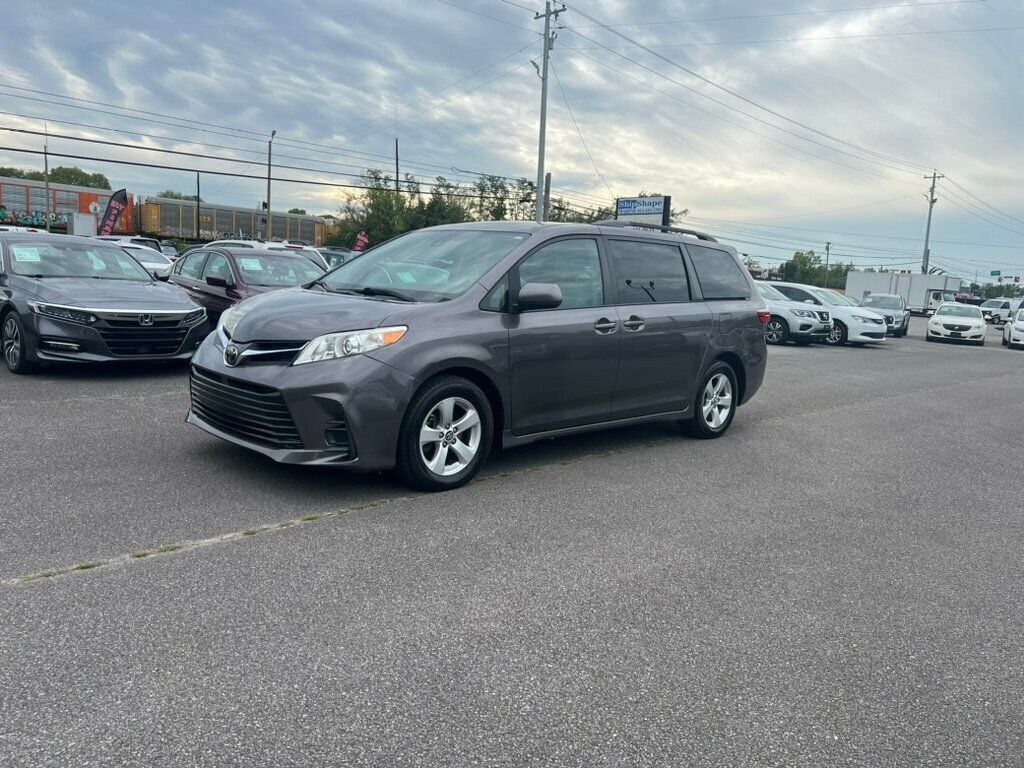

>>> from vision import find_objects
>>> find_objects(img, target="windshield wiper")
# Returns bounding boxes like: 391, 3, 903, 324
340, 286, 417, 302
625, 279, 656, 302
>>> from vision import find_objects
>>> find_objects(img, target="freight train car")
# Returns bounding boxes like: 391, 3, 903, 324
137, 197, 333, 245
0, 175, 135, 234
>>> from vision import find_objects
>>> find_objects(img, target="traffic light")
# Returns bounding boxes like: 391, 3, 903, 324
1016, 275, 1021, 284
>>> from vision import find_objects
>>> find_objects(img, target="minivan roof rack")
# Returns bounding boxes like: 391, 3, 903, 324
593, 219, 719, 243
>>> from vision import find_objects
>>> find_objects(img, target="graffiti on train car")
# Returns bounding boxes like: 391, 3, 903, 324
0, 207, 70, 228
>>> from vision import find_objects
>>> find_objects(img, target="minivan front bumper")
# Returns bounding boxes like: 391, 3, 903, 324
186, 335, 417, 470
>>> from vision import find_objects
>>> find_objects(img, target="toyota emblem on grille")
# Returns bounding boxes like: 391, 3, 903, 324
224, 344, 240, 367
139, 313, 154, 326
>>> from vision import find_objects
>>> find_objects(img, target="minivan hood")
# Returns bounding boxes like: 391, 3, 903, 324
21, 277, 199, 310
228, 287, 433, 342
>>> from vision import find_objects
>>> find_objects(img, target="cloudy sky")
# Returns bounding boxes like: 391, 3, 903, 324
1, 0, 1022, 279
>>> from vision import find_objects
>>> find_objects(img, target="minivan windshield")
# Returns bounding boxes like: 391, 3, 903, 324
862, 295, 903, 309
981, 299, 1005, 308
935, 304, 982, 318
8, 241, 152, 281
319, 229, 529, 301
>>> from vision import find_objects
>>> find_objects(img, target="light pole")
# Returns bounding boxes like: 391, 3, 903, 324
266, 129, 276, 239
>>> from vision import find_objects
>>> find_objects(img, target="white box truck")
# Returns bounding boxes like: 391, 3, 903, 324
844, 272, 962, 314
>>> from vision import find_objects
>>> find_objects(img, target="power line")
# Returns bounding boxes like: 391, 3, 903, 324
432, 0, 538, 32
498, 0, 541, 11
682, 214, 1022, 250
564, 46, 924, 185
334, 41, 539, 140
0, 145, 610, 210
940, 187, 1024, 237
943, 176, 1024, 228
562, 25, 1024, 50
571, 0, 989, 28
550, 61, 615, 199
559, 3, 934, 174
338, 58, 533, 146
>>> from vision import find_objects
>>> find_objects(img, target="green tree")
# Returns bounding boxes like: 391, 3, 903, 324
288, 208, 307, 215
47, 167, 111, 189
156, 189, 202, 201
1, 166, 48, 181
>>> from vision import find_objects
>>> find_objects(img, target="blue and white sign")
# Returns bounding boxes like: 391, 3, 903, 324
616, 196, 666, 216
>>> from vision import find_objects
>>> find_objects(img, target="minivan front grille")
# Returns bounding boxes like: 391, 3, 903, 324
189, 366, 303, 450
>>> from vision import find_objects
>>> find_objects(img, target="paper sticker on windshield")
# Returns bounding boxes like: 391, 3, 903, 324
396, 271, 416, 284
238, 258, 263, 271
11, 246, 41, 262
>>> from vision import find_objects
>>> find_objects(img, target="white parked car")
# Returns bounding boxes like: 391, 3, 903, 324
1001, 308, 1024, 349
771, 282, 887, 346
754, 281, 832, 345
119, 243, 174, 277
96, 235, 162, 253
979, 298, 1022, 324
926, 303, 987, 345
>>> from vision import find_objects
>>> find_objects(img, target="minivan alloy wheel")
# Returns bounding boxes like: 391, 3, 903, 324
701, 373, 733, 429
419, 396, 482, 476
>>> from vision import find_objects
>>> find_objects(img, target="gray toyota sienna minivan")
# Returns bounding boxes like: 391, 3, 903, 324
187, 221, 768, 490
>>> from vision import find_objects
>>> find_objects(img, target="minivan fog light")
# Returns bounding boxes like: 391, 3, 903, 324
293, 326, 407, 365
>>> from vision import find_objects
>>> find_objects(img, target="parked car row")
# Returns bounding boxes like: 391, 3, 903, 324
755, 280, 891, 346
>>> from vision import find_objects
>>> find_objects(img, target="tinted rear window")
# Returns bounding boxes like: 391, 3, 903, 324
606, 239, 690, 303
686, 244, 751, 300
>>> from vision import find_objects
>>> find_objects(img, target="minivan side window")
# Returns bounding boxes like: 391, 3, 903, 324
606, 239, 689, 304
686, 244, 751, 300
482, 238, 604, 312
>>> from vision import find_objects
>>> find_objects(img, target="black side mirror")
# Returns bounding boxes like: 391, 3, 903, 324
206, 274, 233, 289
517, 282, 563, 312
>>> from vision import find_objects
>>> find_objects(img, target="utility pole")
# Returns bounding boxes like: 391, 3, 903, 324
921, 170, 943, 274
824, 241, 831, 287
534, 1, 565, 224
543, 172, 552, 221
266, 129, 276, 240
43, 121, 51, 233
394, 138, 400, 193
195, 172, 201, 242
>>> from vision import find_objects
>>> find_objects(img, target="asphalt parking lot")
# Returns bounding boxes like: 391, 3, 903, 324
2, 316, 1023, 766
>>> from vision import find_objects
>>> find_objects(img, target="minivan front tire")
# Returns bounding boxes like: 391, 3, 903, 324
680, 362, 737, 439
396, 376, 493, 492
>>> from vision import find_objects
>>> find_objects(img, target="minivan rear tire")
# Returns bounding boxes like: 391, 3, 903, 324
396, 376, 493, 492
680, 362, 737, 440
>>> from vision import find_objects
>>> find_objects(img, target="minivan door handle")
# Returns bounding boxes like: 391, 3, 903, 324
593, 318, 617, 334
622, 315, 645, 332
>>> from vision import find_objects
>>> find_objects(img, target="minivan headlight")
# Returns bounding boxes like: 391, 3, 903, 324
293, 326, 408, 365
